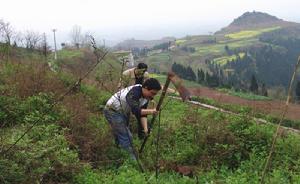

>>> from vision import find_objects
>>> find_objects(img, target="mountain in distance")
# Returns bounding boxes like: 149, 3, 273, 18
113, 37, 175, 51
114, 11, 300, 50
216, 11, 300, 34
138, 11, 300, 90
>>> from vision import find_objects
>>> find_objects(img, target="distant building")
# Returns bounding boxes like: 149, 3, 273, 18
113, 50, 135, 68
127, 52, 135, 67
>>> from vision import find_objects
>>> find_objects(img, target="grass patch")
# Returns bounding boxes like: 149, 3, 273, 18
218, 88, 272, 101
57, 49, 84, 59
147, 53, 170, 63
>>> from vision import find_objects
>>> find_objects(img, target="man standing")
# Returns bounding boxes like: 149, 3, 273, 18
104, 78, 161, 159
119, 62, 149, 88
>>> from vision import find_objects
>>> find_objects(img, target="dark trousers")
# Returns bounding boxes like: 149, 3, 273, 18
103, 109, 136, 159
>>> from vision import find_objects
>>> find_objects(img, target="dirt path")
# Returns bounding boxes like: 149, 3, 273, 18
189, 87, 300, 121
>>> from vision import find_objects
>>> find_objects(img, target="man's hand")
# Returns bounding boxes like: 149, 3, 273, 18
143, 127, 151, 137
143, 128, 149, 137
151, 109, 159, 115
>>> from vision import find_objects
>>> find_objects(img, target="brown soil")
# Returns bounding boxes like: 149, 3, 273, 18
189, 87, 300, 121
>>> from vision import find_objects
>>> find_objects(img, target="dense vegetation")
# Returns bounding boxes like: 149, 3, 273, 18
1, 46, 300, 183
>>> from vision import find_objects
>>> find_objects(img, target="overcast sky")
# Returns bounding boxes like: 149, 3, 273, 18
1, 0, 300, 46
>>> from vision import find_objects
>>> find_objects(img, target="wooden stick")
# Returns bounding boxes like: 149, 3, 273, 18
139, 75, 171, 153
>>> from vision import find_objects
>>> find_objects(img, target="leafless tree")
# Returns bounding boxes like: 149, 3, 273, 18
11, 31, 25, 48
24, 30, 42, 50
0, 19, 15, 45
81, 31, 93, 49
70, 25, 82, 49
0, 19, 16, 60
37, 33, 51, 57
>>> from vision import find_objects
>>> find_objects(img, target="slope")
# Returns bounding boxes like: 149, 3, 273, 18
1, 41, 300, 183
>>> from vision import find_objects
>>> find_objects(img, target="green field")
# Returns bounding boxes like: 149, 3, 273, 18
173, 27, 280, 58
191, 38, 260, 57
193, 43, 225, 56
225, 26, 281, 39
143, 26, 282, 75
218, 88, 272, 100
175, 39, 186, 45
212, 52, 246, 65
147, 52, 171, 62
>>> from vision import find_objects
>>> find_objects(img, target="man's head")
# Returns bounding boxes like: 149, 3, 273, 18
142, 78, 161, 100
135, 63, 148, 77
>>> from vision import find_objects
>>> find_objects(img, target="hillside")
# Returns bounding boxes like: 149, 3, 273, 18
1, 46, 300, 183
137, 11, 300, 94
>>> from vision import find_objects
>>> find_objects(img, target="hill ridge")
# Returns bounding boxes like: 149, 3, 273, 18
216, 11, 299, 34
230, 11, 282, 26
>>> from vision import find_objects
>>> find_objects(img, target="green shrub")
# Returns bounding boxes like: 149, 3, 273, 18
0, 93, 62, 128
58, 71, 77, 87
0, 95, 22, 127
0, 159, 25, 183
74, 166, 103, 184
74, 161, 196, 184
80, 84, 111, 110
1, 124, 81, 183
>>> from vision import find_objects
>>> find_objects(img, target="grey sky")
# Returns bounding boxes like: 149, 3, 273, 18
1, 0, 300, 46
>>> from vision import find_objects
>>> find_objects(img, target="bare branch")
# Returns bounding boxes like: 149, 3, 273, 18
0, 19, 15, 45
24, 30, 42, 50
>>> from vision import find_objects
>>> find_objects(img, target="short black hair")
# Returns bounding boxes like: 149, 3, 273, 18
137, 63, 148, 70
142, 78, 161, 91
